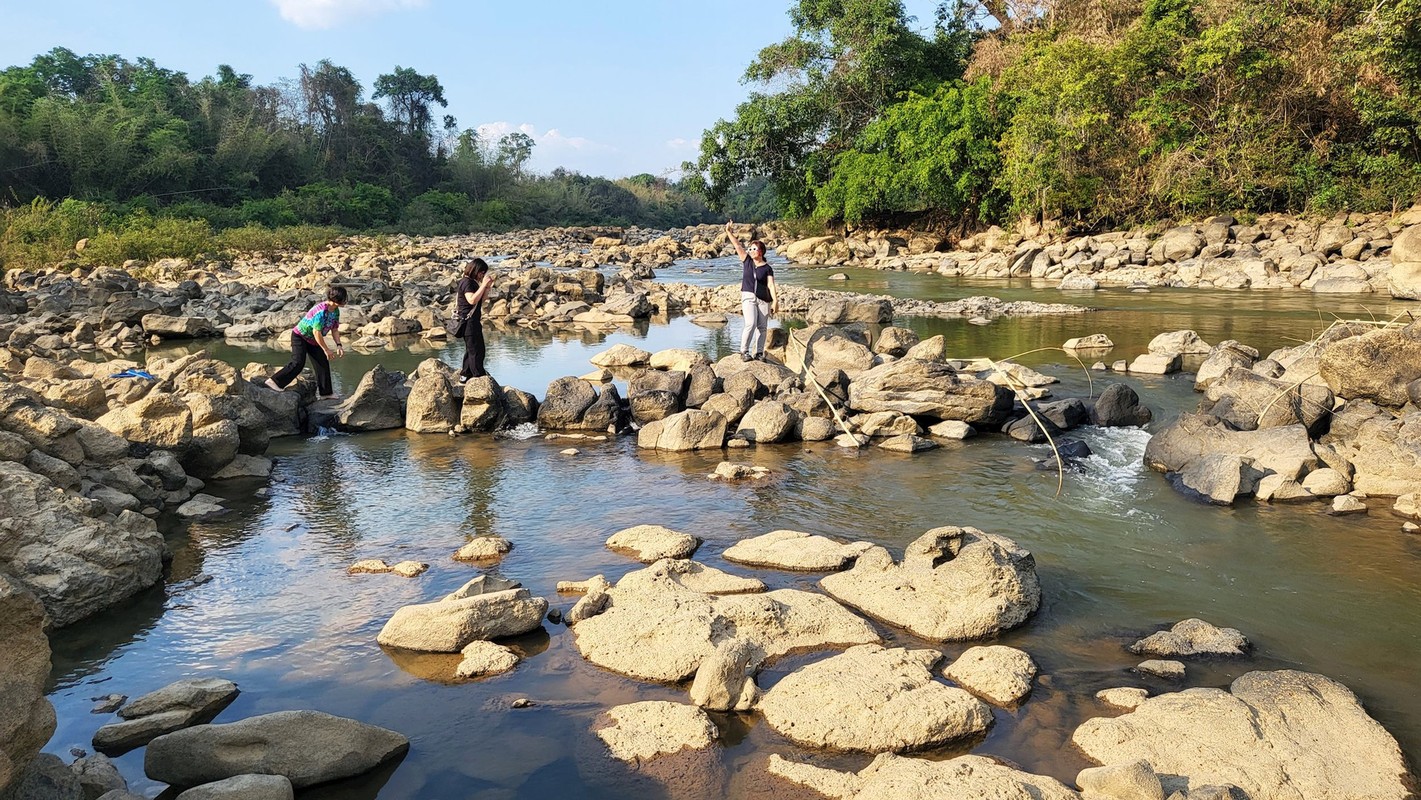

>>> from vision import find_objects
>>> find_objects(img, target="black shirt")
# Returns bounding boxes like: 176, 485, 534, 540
456, 276, 483, 322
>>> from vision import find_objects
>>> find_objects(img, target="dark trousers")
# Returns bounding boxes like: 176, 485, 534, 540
272, 332, 333, 396
460, 323, 486, 379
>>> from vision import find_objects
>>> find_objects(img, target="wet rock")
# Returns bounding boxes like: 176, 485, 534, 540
404, 371, 458, 433
1064, 334, 1115, 351
767, 752, 1080, 800
388, 561, 427, 577
876, 433, 937, 453
143, 710, 409, 790
209, 454, 273, 480
848, 359, 1013, 425
0, 576, 56, 797
1137, 660, 1186, 680
536, 377, 597, 428
594, 701, 718, 762
927, 419, 976, 439
689, 639, 760, 712
1076, 760, 1165, 800
637, 409, 727, 451
3, 753, 83, 800
176, 494, 227, 519
1072, 671, 1411, 800
0, 462, 164, 628
175, 774, 294, 800
735, 400, 800, 443
819, 527, 1041, 641
760, 644, 991, 753
1145, 413, 1317, 481
460, 375, 507, 432
1176, 454, 1263, 505
722, 530, 872, 572
708, 461, 769, 481
1128, 353, 1181, 375
454, 641, 520, 678
1318, 324, 1421, 408
1148, 329, 1212, 356
72, 753, 127, 799
452, 536, 512, 562
1331, 494, 1368, 515
605, 524, 701, 562
1097, 688, 1150, 709
1129, 619, 1249, 657
942, 645, 1037, 706
572, 565, 877, 682
589, 343, 651, 368
1301, 467, 1351, 496
118, 678, 239, 722
347, 559, 392, 574
335, 366, 406, 431
95, 711, 207, 755
377, 584, 547, 652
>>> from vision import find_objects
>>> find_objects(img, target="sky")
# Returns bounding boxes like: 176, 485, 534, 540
0, 0, 944, 179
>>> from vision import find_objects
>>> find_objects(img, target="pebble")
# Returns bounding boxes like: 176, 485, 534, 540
561, 448, 579, 456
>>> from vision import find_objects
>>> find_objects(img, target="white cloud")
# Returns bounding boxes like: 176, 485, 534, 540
270, 0, 426, 29
475, 121, 622, 173
665, 137, 696, 152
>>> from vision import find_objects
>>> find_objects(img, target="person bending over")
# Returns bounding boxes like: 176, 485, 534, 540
266, 285, 346, 399
726, 220, 779, 361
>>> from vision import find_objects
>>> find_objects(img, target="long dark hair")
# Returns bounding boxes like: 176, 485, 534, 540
462, 258, 489, 280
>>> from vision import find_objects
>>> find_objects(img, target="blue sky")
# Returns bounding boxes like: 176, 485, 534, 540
1, 0, 944, 179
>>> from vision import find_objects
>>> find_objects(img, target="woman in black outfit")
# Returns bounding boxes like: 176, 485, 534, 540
455, 258, 495, 382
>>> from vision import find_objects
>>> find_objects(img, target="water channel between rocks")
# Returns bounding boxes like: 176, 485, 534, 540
43, 259, 1421, 798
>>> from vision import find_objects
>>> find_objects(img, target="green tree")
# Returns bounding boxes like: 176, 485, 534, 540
373, 66, 447, 140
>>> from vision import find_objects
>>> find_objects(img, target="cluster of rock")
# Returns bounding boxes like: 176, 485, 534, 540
1142, 322, 1421, 518
779, 207, 1421, 299
1, 670, 406, 799
526, 329, 1150, 455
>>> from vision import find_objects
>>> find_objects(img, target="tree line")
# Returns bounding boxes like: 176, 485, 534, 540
0, 48, 767, 271
683, 0, 1421, 230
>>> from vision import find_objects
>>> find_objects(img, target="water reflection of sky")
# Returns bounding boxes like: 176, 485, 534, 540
43, 267, 1421, 797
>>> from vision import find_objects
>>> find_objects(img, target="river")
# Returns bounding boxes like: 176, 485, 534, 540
42, 256, 1421, 797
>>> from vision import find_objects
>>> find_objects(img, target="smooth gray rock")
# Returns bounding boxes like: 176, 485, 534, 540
848, 358, 1014, 425
144, 710, 409, 790
376, 587, 547, 652
118, 678, 239, 721
0, 577, 55, 797
175, 774, 294, 800
335, 366, 406, 431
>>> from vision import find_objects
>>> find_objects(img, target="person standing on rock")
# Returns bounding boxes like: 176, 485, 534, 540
265, 285, 346, 399
455, 258, 496, 383
727, 220, 779, 361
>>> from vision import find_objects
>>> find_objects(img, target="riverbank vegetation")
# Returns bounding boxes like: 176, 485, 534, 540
685, 0, 1421, 229
0, 50, 739, 272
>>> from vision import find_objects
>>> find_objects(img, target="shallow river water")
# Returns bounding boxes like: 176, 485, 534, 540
42, 258, 1421, 797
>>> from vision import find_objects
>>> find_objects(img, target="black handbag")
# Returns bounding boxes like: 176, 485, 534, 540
445, 311, 468, 337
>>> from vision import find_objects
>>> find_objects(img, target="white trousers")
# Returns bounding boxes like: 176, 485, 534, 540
740, 291, 769, 355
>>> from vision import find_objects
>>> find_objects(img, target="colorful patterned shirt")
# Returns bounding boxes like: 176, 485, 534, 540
293, 301, 340, 342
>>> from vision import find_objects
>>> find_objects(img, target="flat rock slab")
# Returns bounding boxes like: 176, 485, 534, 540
1129, 618, 1249, 657
1136, 659, 1186, 679
594, 701, 718, 762
572, 567, 878, 683
119, 678, 239, 721
144, 710, 410, 789
624, 559, 765, 595
942, 645, 1037, 706
605, 524, 701, 562
759, 644, 992, 753
1096, 688, 1150, 710
722, 530, 873, 572
452, 537, 513, 562
377, 587, 547, 652
819, 527, 1040, 641
95, 710, 201, 755
768, 753, 1081, 800
1072, 670, 1412, 800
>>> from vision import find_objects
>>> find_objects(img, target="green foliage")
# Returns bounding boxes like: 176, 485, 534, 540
398, 189, 472, 235
216, 223, 341, 256
80, 214, 214, 265
0, 197, 105, 271
286, 181, 400, 228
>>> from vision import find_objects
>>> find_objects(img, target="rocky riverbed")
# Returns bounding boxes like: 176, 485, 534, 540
2, 223, 1419, 798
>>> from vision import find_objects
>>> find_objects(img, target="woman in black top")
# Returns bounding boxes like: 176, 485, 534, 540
726, 220, 779, 360
455, 258, 495, 382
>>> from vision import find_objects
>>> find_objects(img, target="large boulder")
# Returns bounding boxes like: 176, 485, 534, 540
589, 343, 651, 368
819, 527, 1040, 641
806, 297, 893, 324
97, 392, 193, 451
848, 359, 1013, 425
943, 645, 1038, 707
141, 314, 216, 339
571, 561, 879, 682
735, 400, 800, 443
1148, 329, 1212, 356
1071, 671, 1411, 800
144, 711, 409, 790
1150, 228, 1205, 263
175, 774, 294, 800
759, 644, 992, 753
1144, 413, 1318, 480
1176, 453, 1263, 505
0, 576, 55, 797
0, 461, 163, 628
1092, 384, 1152, 427
536, 377, 598, 430
1195, 340, 1260, 390
460, 375, 507, 432
1201, 366, 1333, 435
335, 366, 406, 431
637, 409, 726, 451
1388, 224, 1421, 299
767, 753, 1081, 800
1317, 324, 1421, 408
404, 371, 458, 434
1323, 406, 1421, 496
1129, 618, 1249, 657
376, 583, 547, 653
803, 328, 876, 375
